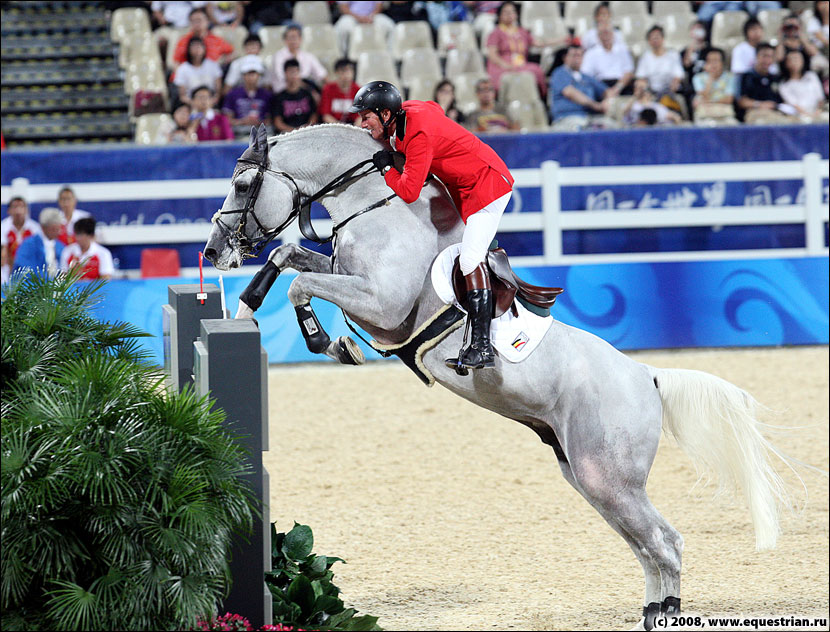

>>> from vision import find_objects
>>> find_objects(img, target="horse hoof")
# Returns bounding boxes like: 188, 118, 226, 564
336, 336, 364, 365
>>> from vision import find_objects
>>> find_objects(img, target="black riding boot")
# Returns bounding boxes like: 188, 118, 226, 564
455, 263, 495, 369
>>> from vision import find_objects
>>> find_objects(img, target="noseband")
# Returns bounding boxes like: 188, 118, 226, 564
213, 150, 381, 258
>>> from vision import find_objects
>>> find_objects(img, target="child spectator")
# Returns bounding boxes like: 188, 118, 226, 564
269, 24, 328, 96
271, 59, 319, 133
57, 186, 91, 246
319, 58, 360, 125
60, 217, 115, 280
158, 103, 199, 143
190, 85, 235, 140
12, 208, 64, 277
1, 196, 42, 284
466, 78, 520, 133
779, 48, 829, 121
174, 37, 223, 106
223, 34, 264, 93
623, 78, 682, 126
433, 79, 467, 126
172, 7, 235, 68
222, 56, 272, 127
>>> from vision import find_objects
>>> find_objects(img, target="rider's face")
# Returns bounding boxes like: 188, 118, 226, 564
360, 110, 387, 140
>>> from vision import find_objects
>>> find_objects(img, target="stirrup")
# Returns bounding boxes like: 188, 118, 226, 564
444, 356, 470, 376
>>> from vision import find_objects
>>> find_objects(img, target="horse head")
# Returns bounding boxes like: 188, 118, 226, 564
204, 124, 299, 270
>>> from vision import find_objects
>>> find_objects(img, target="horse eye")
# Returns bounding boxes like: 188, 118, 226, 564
235, 179, 250, 194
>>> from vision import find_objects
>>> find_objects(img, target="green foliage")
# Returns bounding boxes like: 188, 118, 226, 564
266, 523, 381, 631
1, 271, 256, 631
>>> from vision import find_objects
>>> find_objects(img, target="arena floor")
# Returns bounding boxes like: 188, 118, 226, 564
264, 346, 829, 631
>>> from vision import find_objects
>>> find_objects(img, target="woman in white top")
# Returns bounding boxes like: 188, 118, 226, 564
807, 0, 829, 55
579, 2, 626, 51
173, 37, 223, 106
635, 25, 684, 95
779, 48, 828, 120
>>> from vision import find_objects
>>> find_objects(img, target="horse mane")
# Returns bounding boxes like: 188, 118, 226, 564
267, 123, 375, 149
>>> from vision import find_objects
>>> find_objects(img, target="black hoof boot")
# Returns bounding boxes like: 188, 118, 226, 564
662, 596, 680, 615
295, 303, 330, 353
643, 601, 662, 631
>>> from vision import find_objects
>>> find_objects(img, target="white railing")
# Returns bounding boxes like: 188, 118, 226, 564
3, 153, 827, 273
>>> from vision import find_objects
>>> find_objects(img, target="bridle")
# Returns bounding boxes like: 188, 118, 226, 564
212, 148, 393, 258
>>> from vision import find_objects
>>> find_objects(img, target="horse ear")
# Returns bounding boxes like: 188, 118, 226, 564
255, 123, 268, 152
248, 126, 257, 148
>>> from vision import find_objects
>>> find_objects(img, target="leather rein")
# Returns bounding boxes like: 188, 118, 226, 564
213, 153, 396, 258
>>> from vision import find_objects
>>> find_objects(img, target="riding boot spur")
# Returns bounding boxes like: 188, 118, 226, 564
448, 263, 495, 370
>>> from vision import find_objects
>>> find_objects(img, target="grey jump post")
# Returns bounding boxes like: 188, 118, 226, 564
163, 284, 272, 627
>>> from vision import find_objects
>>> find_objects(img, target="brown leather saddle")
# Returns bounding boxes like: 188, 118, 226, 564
451, 248, 564, 318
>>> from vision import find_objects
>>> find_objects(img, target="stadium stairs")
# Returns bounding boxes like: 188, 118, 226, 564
1, 0, 131, 147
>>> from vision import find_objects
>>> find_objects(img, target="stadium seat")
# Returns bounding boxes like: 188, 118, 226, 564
711, 10, 750, 51
453, 72, 488, 114
302, 24, 339, 57
620, 15, 649, 57
498, 71, 538, 105
313, 50, 340, 75
348, 23, 387, 59
563, 1, 602, 27
141, 248, 181, 278
437, 21, 478, 55
355, 50, 399, 86
445, 48, 486, 77
472, 11, 496, 43
399, 48, 442, 88
478, 17, 498, 55
293, 1, 333, 26
662, 13, 697, 51
608, 1, 648, 19
528, 17, 569, 43
757, 9, 791, 40
507, 99, 549, 131
570, 16, 593, 42
651, 1, 695, 20
520, 1, 563, 26
258, 26, 286, 59
212, 25, 249, 56
134, 113, 173, 145
407, 75, 440, 101
161, 26, 190, 69
111, 7, 151, 42
390, 21, 434, 60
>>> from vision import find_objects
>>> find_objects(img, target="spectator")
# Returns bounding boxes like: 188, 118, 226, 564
775, 13, 828, 78
466, 78, 520, 133
242, 0, 294, 36
692, 47, 738, 120
581, 24, 634, 97
696, 1, 782, 24
681, 20, 709, 85
224, 34, 264, 93
172, 7, 235, 68
269, 24, 328, 95
807, 1, 829, 59
580, 2, 626, 51
779, 48, 829, 121
156, 103, 198, 143
174, 37, 224, 106
623, 78, 682, 126
433, 79, 467, 126
12, 208, 65, 277
485, 1, 562, 98
550, 44, 613, 130
731, 17, 767, 75
207, 0, 243, 27
190, 85, 235, 140
636, 25, 684, 96
1, 196, 42, 284
59, 217, 115, 281
56, 186, 91, 246
335, 2, 396, 56
222, 55, 272, 127
738, 42, 790, 122
423, 1, 470, 34
319, 58, 360, 124
152, 1, 205, 28
384, 1, 427, 23
271, 59, 319, 133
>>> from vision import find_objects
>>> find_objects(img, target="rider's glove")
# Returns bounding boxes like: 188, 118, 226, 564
372, 150, 395, 174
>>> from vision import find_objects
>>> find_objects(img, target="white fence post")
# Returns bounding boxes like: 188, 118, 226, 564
802, 152, 824, 255
540, 160, 561, 264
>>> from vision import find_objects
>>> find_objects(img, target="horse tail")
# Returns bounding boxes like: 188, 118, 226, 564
650, 367, 789, 551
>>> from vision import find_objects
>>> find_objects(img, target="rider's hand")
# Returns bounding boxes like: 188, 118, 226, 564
372, 150, 395, 173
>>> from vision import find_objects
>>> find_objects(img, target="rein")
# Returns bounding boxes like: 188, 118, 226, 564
214, 154, 395, 257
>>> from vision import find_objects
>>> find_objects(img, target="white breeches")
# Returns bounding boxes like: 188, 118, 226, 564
459, 191, 512, 276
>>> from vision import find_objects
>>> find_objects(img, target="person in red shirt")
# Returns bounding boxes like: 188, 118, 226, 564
59, 217, 115, 280
348, 81, 515, 371
319, 59, 360, 125
172, 7, 235, 68
1, 196, 42, 283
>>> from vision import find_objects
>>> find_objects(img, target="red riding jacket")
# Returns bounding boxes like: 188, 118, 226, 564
383, 100, 514, 222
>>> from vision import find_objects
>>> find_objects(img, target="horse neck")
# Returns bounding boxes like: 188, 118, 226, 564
268, 126, 381, 225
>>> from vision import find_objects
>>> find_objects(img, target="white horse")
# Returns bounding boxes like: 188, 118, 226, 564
204, 124, 789, 630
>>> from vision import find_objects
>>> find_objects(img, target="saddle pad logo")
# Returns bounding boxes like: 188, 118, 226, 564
511, 332, 529, 351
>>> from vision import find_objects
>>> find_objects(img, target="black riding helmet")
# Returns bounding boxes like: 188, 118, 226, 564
348, 81, 403, 135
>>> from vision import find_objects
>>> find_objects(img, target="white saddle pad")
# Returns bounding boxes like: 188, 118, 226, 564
430, 244, 553, 363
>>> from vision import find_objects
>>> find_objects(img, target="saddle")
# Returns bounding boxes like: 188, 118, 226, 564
451, 248, 563, 318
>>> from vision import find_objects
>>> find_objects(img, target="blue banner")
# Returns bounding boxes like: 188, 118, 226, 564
86, 257, 828, 366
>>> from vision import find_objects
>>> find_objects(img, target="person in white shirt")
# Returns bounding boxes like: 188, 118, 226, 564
269, 24, 328, 95
1, 196, 42, 284
807, 0, 829, 54
57, 186, 91, 246
59, 217, 115, 280
730, 17, 780, 75
635, 25, 684, 95
779, 48, 829, 121
581, 25, 634, 97
152, 1, 206, 28
174, 37, 224, 106
223, 34, 264, 94
579, 2, 626, 51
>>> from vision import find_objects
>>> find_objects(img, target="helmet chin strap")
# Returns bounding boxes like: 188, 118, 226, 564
378, 109, 396, 138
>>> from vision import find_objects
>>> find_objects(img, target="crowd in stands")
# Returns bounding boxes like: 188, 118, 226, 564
113, 1, 830, 141
1, 189, 115, 284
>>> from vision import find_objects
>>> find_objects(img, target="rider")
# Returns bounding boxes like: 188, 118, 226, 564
348, 81, 514, 370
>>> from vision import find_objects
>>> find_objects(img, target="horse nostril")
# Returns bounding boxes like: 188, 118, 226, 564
204, 247, 217, 262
